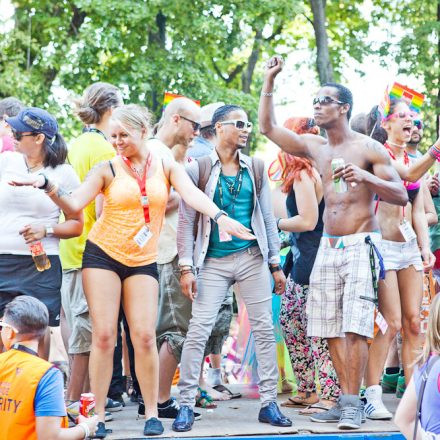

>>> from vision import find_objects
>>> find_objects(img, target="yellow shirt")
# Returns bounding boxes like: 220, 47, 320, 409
148, 138, 179, 265
59, 132, 116, 269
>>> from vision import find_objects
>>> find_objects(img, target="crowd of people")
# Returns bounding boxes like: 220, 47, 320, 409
0, 55, 440, 439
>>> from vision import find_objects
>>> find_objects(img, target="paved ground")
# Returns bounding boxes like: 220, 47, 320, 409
104, 386, 400, 440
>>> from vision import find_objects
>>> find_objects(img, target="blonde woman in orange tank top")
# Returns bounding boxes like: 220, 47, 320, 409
12, 104, 255, 438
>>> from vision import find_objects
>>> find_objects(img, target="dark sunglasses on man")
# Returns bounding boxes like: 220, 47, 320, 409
313, 96, 345, 106
179, 115, 201, 132
220, 120, 253, 132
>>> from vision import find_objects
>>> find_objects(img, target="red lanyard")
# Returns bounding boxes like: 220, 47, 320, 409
375, 143, 409, 216
121, 153, 152, 224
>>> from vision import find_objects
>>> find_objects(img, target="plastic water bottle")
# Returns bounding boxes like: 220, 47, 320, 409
29, 241, 51, 271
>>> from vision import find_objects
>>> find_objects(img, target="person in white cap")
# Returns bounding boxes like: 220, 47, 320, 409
187, 102, 225, 159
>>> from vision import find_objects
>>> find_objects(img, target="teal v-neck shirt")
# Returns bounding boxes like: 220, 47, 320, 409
207, 167, 257, 258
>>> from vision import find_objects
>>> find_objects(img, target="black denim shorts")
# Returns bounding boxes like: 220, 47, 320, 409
82, 240, 158, 282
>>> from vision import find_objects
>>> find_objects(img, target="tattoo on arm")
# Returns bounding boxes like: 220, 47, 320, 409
84, 161, 108, 182
365, 139, 391, 164
56, 186, 70, 198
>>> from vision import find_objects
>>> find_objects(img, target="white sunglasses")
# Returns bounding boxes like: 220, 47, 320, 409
220, 120, 253, 132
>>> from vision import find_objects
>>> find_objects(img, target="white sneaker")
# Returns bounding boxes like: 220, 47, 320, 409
364, 385, 393, 420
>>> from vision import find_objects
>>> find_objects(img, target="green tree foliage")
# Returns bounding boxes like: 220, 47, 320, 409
371, 0, 439, 144
0, 1, 380, 148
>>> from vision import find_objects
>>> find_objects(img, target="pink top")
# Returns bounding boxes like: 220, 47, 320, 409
1, 136, 14, 153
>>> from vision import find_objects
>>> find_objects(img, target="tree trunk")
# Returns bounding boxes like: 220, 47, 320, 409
310, 0, 334, 84
241, 29, 263, 93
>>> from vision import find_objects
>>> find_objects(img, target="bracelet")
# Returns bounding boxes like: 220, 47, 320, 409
45, 182, 59, 197
276, 217, 282, 231
78, 422, 90, 439
261, 92, 273, 97
38, 173, 49, 190
179, 265, 192, 272
213, 210, 228, 223
429, 145, 440, 162
180, 270, 194, 276
269, 264, 282, 273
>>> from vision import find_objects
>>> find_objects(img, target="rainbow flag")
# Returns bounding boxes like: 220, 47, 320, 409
379, 82, 425, 119
378, 85, 391, 119
163, 92, 200, 111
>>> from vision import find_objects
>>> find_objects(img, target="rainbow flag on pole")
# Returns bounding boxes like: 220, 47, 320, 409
163, 92, 200, 111
379, 82, 425, 119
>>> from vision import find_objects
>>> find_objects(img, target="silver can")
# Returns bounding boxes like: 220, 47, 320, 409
331, 158, 348, 193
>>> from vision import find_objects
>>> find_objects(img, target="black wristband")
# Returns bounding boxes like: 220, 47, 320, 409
38, 173, 49, 190
213, 210, 228, 223
269, 264, 282, 273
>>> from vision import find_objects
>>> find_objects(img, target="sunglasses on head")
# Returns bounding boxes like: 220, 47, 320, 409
0, 320, 19, 333
179, 115, 201, 132
385, 111, 418, 121
220, 120, 253, 132
414, 119, 423, 129
313, 96, 345, 106
11, 130, 38, 141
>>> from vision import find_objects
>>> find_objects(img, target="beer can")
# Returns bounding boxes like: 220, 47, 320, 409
79, 393, 96, 417
331, 158, 348, 193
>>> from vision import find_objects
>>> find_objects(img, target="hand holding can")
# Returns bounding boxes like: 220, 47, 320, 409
331, 158, 348, 193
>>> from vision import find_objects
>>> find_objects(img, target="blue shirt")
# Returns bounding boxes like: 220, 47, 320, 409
414, 357, 440, 434
187, 137, 214, 159
207, 167, 257, 257
34, 367, 66, 417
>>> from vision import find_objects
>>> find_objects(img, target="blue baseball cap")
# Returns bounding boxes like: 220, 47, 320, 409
6, 107, 58, 141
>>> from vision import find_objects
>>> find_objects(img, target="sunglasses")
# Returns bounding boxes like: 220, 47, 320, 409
11, 130, 38, 141
313, 96, 345, 106
0, 320, 19, 333
414, 119, 423, 130
179, 115, 201, 132
384, 111, 418, 121
220, 120, 253, 132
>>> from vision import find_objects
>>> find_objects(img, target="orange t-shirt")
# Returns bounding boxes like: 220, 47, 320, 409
88, 154, 170, 266
0, 349, 68, 440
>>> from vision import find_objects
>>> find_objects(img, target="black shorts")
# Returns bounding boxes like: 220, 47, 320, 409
82, 240, 158, 282
0, 254, 62, 327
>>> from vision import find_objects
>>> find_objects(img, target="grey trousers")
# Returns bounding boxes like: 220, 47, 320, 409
178, 246, 278, 407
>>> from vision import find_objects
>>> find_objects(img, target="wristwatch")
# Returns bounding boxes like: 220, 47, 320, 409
45, 225, 55, 237
213, 210, 228, 223
269, 264, 282, 273
38, 173, 49, 190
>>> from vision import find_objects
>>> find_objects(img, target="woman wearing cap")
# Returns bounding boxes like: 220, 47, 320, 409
11, 104, 254, 438
0, 107, 82, 359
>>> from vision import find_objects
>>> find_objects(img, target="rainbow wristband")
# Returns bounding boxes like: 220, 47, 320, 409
429, 145, 440, 162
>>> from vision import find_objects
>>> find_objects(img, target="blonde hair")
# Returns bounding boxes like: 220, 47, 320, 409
111, 104, 153, 136
75, 82, 122, 124
417, 294, 440, 365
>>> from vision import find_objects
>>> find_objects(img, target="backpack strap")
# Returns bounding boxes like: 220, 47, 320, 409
413, 356, 440, 440
193, 156, 212, 239
251, 156, 265, 198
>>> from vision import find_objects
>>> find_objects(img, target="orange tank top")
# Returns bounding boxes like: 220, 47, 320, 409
0, 349, 68, 440
88, 154, 170, 266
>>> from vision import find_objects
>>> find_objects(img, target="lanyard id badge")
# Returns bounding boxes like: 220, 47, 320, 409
399, 219, 417, 242
134, 225, 153, 247
121, 154, 153, 247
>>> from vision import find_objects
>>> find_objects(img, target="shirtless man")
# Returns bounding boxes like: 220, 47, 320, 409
259, 56, 408, 430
